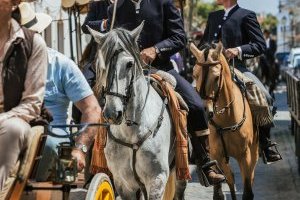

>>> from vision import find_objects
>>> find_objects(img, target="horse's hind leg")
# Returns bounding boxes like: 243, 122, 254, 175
238, 149, 255, 200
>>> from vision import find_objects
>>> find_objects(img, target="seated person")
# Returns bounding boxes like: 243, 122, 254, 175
18, 2, 101, 181
0, 0, 47, 190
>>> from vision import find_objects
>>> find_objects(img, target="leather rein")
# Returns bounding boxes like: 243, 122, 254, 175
197, 60, 247, 163
103, 48, 167, 199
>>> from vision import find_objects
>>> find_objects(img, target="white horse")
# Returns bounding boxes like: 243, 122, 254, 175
88, 23, 186, 200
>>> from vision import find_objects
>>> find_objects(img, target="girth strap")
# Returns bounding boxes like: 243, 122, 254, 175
107, 98, 168, 199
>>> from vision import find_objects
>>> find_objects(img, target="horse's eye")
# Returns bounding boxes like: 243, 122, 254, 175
126, 61, 134, 69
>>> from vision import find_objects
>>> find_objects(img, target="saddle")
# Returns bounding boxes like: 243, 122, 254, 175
149, 70, 189, 111
234, 69, 273, 127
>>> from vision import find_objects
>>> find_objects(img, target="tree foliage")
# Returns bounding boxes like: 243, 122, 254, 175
260, 14, 278, 34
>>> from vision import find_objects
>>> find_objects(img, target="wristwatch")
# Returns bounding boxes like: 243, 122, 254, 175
154, 46, 161, 57
75, 143, 88, 154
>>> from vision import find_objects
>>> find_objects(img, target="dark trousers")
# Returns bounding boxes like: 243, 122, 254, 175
167, 69, 208, 132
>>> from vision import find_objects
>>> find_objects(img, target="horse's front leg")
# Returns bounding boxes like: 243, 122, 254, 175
148, 172, 168, 200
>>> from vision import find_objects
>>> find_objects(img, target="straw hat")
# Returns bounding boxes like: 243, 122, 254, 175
19, 2, 52, 33
62, 0, 75, 8
76, 0, 90, 6
62, 0, 90, 8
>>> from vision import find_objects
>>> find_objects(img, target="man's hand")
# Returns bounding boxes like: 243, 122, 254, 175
71, 149, 86, 172
140, 47, 157, 64
225, 48, 239, 59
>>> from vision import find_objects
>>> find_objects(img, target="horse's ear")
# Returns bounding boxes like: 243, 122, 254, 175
190, 43, 202, 61
130, 21, 144, 42
212, 42, 223, 60
87, 25, 106, 46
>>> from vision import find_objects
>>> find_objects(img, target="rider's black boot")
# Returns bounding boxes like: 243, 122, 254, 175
190, 134, 226, 186
259, 126, 282, 164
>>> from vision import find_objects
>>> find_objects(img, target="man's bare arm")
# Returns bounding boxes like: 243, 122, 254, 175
74, 95, 101, 148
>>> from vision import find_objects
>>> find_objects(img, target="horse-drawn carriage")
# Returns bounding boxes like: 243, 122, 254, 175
1, 123, 114, 200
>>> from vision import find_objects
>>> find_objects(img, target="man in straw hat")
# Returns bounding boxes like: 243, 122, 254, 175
18, 2, 102, 181
102, 0, 226, 186
0, 0, 47, 190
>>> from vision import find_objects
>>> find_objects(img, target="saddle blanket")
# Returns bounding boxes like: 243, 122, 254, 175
234, 69, 273, 127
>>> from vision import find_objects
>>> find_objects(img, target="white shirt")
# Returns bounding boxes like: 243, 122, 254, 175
0, 19, 47, 122
266, 38, 270, 49
224, 4, 238, 17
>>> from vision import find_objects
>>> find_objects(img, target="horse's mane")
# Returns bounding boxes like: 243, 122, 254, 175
101, 28, 142, 71
93, 28, 144, 96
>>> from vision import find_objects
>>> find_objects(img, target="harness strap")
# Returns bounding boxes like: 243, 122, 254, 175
107, 97, 168, 199
209, 81, 247, 164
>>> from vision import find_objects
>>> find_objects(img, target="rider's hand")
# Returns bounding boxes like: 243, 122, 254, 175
225, 48, 239, 59
140, 47, 157, 64
71, 149, 86, 172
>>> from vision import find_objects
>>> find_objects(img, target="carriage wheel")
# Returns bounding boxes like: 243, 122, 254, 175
86, 173, 114, 200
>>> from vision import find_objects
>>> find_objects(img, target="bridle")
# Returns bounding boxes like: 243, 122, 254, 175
197, 58, 247, 164
197, 61, 222, 103
103, 48, 136, 125
102, 46, 167, 199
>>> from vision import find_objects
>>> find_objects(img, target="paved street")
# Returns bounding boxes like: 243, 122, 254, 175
185, 84, 300, 200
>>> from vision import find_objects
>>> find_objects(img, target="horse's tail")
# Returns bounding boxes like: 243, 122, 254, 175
163, 169, 176, 200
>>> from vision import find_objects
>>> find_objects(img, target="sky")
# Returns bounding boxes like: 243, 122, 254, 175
203, 0, 279, 15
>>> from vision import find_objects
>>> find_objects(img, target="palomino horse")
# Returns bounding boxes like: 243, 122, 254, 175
88, 23, 186, 200
190, 42, 259, 200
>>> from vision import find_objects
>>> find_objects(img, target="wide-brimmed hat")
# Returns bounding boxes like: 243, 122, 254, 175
19, 2, 52, 33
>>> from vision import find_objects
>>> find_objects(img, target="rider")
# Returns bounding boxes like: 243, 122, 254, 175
0, 0, 47, 190
200, 0, 281, 163
104, 0, 226, 185
18, 2, 102, 180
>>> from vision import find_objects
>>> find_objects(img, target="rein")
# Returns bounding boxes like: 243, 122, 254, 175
103, 48, 136, 126
198, 60, 247, 163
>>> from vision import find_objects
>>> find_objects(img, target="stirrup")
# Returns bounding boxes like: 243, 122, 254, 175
198, 160, 226, 187
261, 142, 283, 164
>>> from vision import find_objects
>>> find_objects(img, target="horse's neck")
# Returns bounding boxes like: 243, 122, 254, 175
112, 76, 165, 141
214, 64, 244, 123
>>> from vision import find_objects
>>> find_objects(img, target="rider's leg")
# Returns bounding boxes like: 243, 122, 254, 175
35, 128, 69, 181
0, 117, 30, 190
167, 69, 225, 185
235, 66, 281, 163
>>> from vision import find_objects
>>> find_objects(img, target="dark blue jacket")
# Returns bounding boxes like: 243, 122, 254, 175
82, 0, 110, 33
107, 0, 186, 71
201, 5, 266, 60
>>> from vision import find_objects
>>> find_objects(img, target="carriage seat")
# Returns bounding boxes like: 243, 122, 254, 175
149, 70, 189, 111
0, 126, 44, 200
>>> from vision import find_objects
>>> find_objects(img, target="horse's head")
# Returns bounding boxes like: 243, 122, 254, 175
88, 22, 144, 124
190, 42, 225, 102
